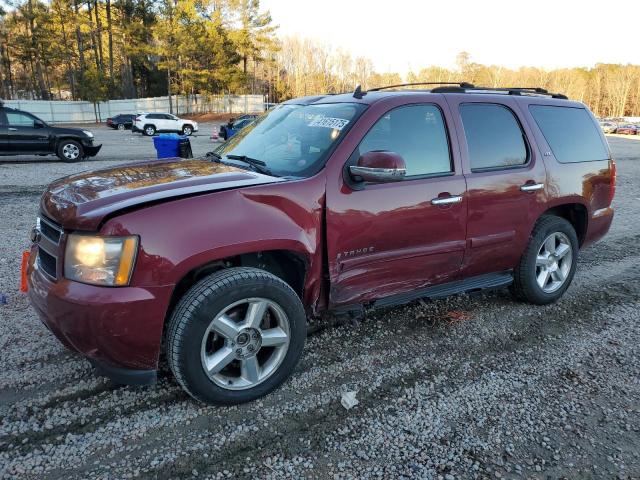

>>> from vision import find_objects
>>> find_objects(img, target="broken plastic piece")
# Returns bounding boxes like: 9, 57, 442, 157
20, 251, 30, 293
341, 391, 359, 410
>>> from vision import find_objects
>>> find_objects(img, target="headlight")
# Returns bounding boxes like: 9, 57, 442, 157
64, 234, 138, 286
82, 130, 94, 138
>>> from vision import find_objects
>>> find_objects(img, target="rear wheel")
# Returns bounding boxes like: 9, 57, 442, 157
166, 267, 306, 405
144, 125, 156, 136
511, 215, 578, 304
57, 140, 83, 162
117, 123, 126, 131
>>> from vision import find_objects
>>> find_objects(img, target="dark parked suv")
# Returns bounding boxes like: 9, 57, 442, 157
0, 104, 101, 161
27, 83, 615, 404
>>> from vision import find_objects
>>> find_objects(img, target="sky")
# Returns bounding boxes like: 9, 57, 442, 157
261, 0, 640, 75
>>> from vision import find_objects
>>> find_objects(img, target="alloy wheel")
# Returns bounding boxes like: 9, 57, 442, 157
535, 232, 572, 293
200, 298, 290, 390
62, 143, 80, 160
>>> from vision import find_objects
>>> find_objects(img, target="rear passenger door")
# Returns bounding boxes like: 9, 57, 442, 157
444, 97, 548, 278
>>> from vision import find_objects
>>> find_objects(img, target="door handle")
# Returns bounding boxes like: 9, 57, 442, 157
520, 183, 544, 192
431, 195, 463, 206
8, 127, 17, 131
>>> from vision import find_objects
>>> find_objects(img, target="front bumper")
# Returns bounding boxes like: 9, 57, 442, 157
83, 144, 102, 157
28, 250, 173, 382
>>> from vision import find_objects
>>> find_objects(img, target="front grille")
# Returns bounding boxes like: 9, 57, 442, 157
37, 214, 64, 281
40, 216, 62, 244
38, 248, 57, 279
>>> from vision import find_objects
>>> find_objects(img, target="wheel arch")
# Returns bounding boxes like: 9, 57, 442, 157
54, 136, 83, 150
540, 202, 588, 246
164, 249, 309, 329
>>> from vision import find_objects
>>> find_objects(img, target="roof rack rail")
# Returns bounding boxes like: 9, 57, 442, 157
368, 82, 475, 92
432, 85, 568, 99
353, 82, 475, 98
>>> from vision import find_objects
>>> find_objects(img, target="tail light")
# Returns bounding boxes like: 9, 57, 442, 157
609, 159, 616, 205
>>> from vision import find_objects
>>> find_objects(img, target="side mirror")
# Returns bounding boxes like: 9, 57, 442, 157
349, 151, 406, 183
34, 120, 45, 129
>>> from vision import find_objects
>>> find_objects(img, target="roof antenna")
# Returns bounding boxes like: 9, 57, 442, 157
353, 85, 366, 99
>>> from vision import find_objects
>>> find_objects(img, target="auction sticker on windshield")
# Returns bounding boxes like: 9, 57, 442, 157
308, 116, 350, 130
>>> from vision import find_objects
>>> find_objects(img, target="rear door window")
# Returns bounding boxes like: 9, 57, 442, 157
529, 105, 609, 163
358, 104, 452, 177
460, 103, 528, 171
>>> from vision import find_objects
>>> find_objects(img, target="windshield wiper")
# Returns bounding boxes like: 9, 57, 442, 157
225, 154, 273, 176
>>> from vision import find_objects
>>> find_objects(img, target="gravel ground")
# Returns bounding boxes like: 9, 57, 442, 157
0, 137, 639, 479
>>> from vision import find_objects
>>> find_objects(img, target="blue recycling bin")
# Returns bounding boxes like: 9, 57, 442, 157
153, 133, 182, 159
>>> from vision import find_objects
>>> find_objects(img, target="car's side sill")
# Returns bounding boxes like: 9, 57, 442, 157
374, 271, 513, 308
331, 271, 513, 316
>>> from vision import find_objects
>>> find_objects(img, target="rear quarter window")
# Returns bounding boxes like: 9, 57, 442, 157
529, 105, 609, 163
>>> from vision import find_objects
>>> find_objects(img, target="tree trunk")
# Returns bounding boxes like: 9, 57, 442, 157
73, 0, 86, 95
93, 0, 104, 72
0, 35, 10, 98
167, 67, 173, 114
27, 0, 49, 99
86, 0, 101, 72
106, 0, 114, 93
54, 0, 77, 99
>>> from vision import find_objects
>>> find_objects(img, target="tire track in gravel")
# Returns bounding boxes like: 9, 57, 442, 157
0, 389, 184, 456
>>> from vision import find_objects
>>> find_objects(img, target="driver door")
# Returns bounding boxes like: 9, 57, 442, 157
3, 111, 50, 154
326, 102, 468, 307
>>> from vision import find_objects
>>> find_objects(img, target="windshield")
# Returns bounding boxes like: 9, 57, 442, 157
215, 103, 366, 177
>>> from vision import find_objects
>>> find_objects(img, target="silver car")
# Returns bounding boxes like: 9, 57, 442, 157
599, 121, 618, 134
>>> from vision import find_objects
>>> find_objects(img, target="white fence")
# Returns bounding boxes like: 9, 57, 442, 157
2, 94, 266, 124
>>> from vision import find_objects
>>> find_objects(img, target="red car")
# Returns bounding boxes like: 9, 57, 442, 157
27, 83, 615, 405
616, 124, 639, 135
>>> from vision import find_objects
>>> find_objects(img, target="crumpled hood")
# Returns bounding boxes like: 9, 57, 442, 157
41, 158, 284, 231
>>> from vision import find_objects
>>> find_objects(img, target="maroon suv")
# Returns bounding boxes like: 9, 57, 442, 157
27, 83, 616, 404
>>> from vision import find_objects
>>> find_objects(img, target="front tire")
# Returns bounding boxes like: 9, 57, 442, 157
166, 267, 306, 405
511, 215, 578, 305
182, 125, 193, 136
57, 140, 83, 162
144, 125, 156, 136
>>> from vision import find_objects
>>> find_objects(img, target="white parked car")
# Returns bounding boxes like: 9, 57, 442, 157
133, 112, 198, 136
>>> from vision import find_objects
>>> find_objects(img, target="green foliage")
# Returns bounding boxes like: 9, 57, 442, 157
0, 0, 277, 101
